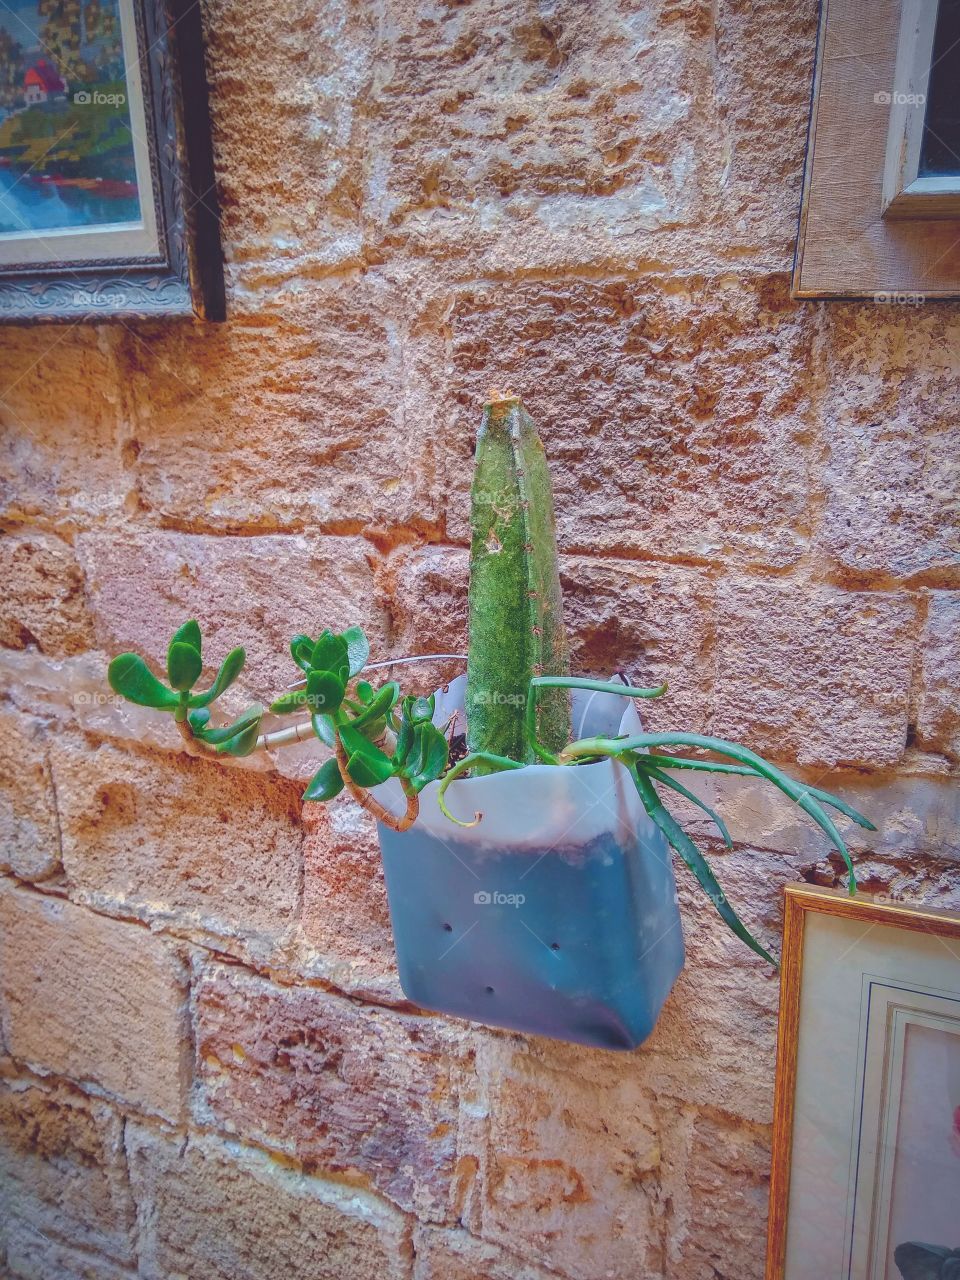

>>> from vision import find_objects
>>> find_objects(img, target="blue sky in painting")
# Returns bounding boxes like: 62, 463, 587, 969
0, 1, 43, 53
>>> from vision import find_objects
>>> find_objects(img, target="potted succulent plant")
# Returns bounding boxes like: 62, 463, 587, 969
108, 392, 873, 1050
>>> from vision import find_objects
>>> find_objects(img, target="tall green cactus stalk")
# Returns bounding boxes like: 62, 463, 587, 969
466, 392, 570, 762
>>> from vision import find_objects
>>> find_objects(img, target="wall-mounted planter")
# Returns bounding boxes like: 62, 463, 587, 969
376, 677, 684, 1050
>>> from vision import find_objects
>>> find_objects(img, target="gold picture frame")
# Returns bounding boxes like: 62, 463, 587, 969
766, 884, 960, 1280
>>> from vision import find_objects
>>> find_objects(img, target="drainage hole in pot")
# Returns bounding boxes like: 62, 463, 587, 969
485, 986, 495, 995
442, 923, 453, 932
550, 942, 560, 951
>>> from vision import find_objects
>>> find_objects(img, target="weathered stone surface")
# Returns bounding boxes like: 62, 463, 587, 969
662, 1108, 772, 1280
916, 592, 960, 760
202, 0, 372, 272
0, 1078, 136, 1263
714, 0, 818, 251
114, 278, 444, 537
476, 1045, 663, 1279
77, 529, 386, 703
447, 276, 813, 569
3, 1221, 134, 1280
299, 800, 401, 999
125, 1124, 411, 1280
0, 532, 94, 656
0, 887, 187, 1121
364, 0, 754, 275
817, 306, 960, 582
0, 328, 129, 528
193, 963, 465, 1218
561, 557, 715, 734
49, 737, 302, 946
711, 579, 917, 768
0, 709, 60, 880
412, 1226, 559, 1280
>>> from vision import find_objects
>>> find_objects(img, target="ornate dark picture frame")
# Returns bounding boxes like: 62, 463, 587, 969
0, 0, 224, 323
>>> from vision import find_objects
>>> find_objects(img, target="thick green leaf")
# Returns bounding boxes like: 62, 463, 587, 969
290, 634, 314, 672
339, 723, 395, 787
630, 763, 777, 967
167, 640, 203, 692
216, 708, 264, 757
108, 654, 180, 710
306, 669, 345, 714
638, 759, 733, 848
405, 722, 449, 791
356, 680, 375, 704
311, 631, 349, 682
269, 689, 309, 715
171, 620, 202, 655
341, 626, 370, 677
194, 703, 263, 746
189, 647, 246, 708
348, 682, 400, 730
303, 758, 345, 802
310, 713, 336, 747
406, 694, 435, 723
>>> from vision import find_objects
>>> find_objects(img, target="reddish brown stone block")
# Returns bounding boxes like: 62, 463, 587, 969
0, 887, 188, 1121
711, 578, 917, 768
50, 737, 302, 943
0, 531, 94, 656
193, 963, 466, 1219
126, 1124, 412, 1280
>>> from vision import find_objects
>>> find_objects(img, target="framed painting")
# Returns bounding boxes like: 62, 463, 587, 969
766, 885, 960, 1280
0, 0, 224, 321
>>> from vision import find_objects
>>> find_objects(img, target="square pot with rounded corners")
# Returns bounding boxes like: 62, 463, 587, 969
375, 678, 684, 1050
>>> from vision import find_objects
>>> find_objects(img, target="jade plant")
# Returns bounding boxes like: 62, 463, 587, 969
108, 391, 873, 966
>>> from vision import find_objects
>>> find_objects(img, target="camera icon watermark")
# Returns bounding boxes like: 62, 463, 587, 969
873, 291, 926, 305
474, 889, 526, 908
873, 90, 926, 106
472, 689, 525, 708
74, 89, 126, 106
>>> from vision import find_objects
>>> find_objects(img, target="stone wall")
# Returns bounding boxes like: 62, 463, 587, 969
1, 2, 958, 1278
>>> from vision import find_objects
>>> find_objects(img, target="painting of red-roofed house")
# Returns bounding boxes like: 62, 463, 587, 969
0, 0, 141, 234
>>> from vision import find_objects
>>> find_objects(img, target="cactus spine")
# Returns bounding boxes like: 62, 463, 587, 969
466, 392, 570, 762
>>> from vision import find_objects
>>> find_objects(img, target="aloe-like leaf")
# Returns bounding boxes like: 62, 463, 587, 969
341, 626, 370, 677
108, 653, 180, 710
310, 713, 336, 747
290, 633, 314, 672
303, 758, 345, 802
167, 640, 203, 692
171, 619, 202, 655
189, 647, 246, 708
349, 682, 400, 731
637, 759, 733, 848
565, 731, 860, 893
306, 669, 345, 714
642, 754, 877, 831
630, 762, 777, 967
